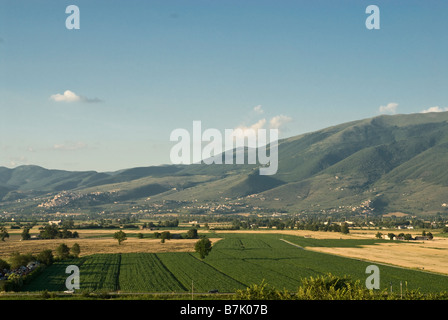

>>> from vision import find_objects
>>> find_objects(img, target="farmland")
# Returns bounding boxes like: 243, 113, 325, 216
20, 233, 448, 294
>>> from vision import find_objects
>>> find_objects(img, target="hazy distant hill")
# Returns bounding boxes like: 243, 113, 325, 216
2, 112, 448, 216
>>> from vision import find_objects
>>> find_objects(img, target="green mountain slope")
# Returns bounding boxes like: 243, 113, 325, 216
2, 112, 448, 216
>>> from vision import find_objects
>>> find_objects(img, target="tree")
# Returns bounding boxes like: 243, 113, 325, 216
160, 231, 171, 242
0, 226, 9, 241
375, 232, 383, 239
404, 234, 413, 241
61, 219, 75, 229
56, 243, 71, 259
276, 222, 286, 230
427, 232, 433, 240
186, 228, 198, 239
387, 233, 396, 240
39, 224, 59, 239
195, 237, 212, 259
232, 219, 241, 230
341, 223, 350, 234
36, 249, 54, 265
148, 222, 155, 229
160, 231, 171, 243
114, 230, 127, 245
21, 228, 31, 241
137, 233, 144, 239
71, 243, 81, 257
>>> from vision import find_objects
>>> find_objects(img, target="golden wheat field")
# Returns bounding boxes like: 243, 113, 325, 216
0, 228, 222, 257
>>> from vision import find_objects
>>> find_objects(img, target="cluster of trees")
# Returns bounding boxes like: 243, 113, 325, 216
55, 243, 81, 259
38, 224, 79, 240
112, 228, 212, 259
153, 231, 172, 243
1, 244, 79, 273
116, 228, 200, 245
142, 219, 179, 229
185, 228, 199, 239
1, 243, 81, 270
210, 218, 350, 234
296, 221, 350, 234
0, 243, 81, 292
7, 250, 53, 270
376, 230, 434, 240
0, 224, 80, 242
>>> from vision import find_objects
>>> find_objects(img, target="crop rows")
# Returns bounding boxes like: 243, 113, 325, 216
22, 233, 448, 293
157, 252, 245, 293
118, 253, 185, 292
22, 257, 85, 292
206, 239, 305, 290
79, 254, 120, 291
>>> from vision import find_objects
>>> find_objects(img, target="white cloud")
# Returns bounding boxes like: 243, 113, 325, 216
53, 142, 87, 151
420, 106, 448, 113
379, 102, 398, 114
8, 156, 28, 167
50, 90, 81, 102
253, 105, 264, 114
233, 114, 292, 143
234, 119, 266, 139
236, 115, 293, 132
50, 90, 102, 103
238, 118, 267, 131
269, 115, 292, 129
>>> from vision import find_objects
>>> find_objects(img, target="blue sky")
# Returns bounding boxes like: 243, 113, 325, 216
1, 0, 447, 171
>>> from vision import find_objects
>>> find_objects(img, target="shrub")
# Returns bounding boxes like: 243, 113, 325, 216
36, 249, 54, 265
234, 274, 448, 300
296, 273, 375, 300
234, 280, 292, 300
9, 252, 35, 270
56, 244, 70, 259
0, 258, 10, 271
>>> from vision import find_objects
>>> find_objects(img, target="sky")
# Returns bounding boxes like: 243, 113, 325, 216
0, 0, 447, 172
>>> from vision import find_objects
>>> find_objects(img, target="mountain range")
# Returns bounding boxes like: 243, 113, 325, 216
2, 111, 448, 216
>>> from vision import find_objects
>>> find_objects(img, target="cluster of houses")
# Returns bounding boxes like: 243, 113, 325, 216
0, 261, 40, 281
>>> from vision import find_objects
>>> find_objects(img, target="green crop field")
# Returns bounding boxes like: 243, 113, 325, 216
118, 253, 186, 292
22, 233, 448, 294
